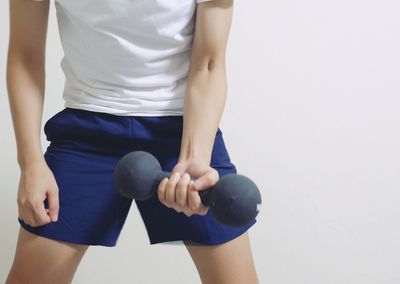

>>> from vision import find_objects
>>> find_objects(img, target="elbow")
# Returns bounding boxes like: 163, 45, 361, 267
193, 56, 226, 73
206, 58, 218, 71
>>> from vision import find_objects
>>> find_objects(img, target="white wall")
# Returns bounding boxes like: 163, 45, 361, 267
1, 0, 399, 283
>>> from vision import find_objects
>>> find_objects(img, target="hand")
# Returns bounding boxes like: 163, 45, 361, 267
17, 160, 60, 227
157, 158, 219, 217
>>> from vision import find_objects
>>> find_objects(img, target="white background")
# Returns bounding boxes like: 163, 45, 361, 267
1, 0, 400, 283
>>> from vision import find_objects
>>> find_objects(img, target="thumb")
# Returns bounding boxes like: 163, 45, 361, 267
193, 170, 219, 191
47, 189, 60, 222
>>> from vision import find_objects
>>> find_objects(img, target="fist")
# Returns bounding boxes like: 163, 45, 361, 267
157, 158, 219, 217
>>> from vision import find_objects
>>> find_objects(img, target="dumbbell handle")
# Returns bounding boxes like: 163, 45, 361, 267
154, 171, 211, 206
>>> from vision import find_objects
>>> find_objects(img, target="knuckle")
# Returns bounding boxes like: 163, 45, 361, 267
182, 172, 190, 180
161, 177, 168, 186
172, 173, 181, 181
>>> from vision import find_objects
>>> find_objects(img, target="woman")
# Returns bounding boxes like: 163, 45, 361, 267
6, 0, 258, 283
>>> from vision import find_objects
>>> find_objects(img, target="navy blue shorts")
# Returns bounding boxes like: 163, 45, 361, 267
18, 107, 256, 247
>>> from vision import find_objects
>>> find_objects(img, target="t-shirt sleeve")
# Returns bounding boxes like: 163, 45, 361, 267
196, 0, 214, 3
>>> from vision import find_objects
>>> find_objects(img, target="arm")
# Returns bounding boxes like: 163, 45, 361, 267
157, 0, 234, 216
178, 0, 234, 166
7, 0, 49, 170
8, 0, 59, 225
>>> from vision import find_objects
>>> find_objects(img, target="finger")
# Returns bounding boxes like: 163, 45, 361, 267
198, 205, 209, 216
24, 198, 40, 226
27, 204, 41, 226
193, 169, 219, 191
182, 208, 193, 217
24, 207, 36, 226
188, 180, 209, 215
157, 177, 168, 204
32, 201, 51, 226
187, 180, 202, 212
165, 172, 181, 205
175, 173, 190, 209
171, 162, 187, 176
47, 189, 59, 222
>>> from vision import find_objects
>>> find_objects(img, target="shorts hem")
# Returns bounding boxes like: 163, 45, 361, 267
18, 219, 118, 248
148, 218, 257, 246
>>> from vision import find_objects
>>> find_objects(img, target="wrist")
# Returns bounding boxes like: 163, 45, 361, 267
18, 152, 45, 171
179, 144, 211, 165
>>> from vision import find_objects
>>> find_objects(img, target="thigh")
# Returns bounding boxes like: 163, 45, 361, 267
6, 226, 89, 284
184, 232, 259, 284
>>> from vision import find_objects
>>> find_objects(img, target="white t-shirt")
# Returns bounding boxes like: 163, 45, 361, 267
34, 0, 214, 116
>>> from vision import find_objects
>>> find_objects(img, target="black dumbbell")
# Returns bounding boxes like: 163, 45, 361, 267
113, 151, 261, 227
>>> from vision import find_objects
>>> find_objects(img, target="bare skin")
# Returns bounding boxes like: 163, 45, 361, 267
6, 0, 258, 282
6, 227, 89, 284
184, 232, 259, 284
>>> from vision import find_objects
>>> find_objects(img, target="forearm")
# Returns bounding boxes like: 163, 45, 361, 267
7, 53, 46, 170
179, 62, 227, 166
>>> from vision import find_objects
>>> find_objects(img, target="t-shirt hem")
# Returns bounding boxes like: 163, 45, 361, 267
63, 102, 184, 117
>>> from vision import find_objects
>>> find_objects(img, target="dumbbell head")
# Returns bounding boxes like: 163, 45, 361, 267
114, 151, 162, 200
209, 174, 261, 227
